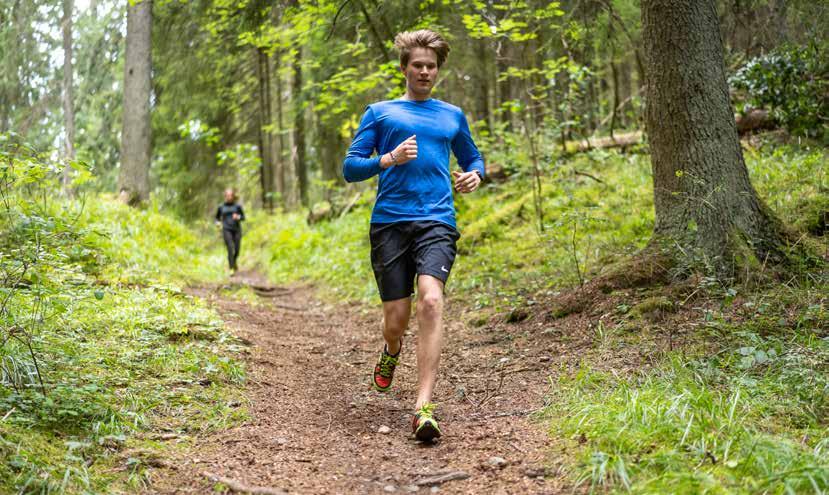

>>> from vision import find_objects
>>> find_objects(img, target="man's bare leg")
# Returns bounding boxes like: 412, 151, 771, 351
383, 297, 411, 355
414, 275, 445, 409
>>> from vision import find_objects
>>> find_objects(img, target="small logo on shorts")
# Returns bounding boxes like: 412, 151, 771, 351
440, 266, 449, 273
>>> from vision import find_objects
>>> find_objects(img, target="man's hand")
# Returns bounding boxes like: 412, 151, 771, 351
381, 135, 418, 168
452, 170, 481, 193
232, 213, 241, 220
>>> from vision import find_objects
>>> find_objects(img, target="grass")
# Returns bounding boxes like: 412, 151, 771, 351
547, 298, 828, 493
1, 146, 245, 494
0, 286, 247, 493
76, 195, 227, 285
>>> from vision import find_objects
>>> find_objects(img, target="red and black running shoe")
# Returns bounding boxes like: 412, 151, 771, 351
372, 343, 401, 392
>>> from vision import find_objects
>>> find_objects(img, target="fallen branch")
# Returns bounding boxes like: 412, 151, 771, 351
202, 472, 287, 495
571, 131, 643, 153
413, 470, 470, 486
466, 408, 540, 420
573, 170, 604, 184
250, 285, 292, 294
338, 192, 362, 219
1, 407, 15, 422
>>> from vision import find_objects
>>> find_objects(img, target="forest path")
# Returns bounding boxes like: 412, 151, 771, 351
148, 270, 569, 494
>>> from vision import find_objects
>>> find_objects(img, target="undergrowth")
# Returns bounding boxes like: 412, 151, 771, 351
546, 279, 828, 494
0, 138, 244, 493
247, 138, 826, 310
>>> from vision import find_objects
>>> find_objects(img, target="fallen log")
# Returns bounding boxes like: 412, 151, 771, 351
413, 469, 470, 486
571, 131, 643, 153
735, 108, 775, 134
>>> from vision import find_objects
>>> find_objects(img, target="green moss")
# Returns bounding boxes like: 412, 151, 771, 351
631, 296, 675, 319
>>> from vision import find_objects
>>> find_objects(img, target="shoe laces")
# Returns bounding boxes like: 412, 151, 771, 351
377, 353, 397, 377
416, 402, 437, 421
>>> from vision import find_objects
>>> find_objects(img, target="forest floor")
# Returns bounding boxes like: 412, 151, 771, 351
147, 270, 581, 495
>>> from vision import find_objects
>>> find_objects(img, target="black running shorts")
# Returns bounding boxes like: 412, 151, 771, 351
369, 221, 461, 302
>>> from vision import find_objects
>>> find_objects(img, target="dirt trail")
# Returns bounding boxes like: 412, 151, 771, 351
149, 271, 570, 494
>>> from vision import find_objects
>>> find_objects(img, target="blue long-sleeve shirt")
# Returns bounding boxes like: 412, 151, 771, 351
343, 98, 485, 228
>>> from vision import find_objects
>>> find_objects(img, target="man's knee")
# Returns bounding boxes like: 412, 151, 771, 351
417, 291, 443, 317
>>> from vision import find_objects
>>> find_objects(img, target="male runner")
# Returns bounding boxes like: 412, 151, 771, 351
342, 30, 485, 441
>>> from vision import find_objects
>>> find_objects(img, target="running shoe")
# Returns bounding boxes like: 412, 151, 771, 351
412, 402, 442, 441
372, 343, 400, 392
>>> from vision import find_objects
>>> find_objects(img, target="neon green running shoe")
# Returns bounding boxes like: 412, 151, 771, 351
372, 344, 400, 392
412, 402, 442, 441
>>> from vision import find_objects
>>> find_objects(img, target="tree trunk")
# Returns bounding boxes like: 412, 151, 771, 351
642, 0, 790, 278
609, 60, 619, 139
495, 41, 513, 132
318, 121, 342, 186
274, 49, 286, 204
61, 0, 75, 193
474, 39, 491, 132
256, 48, 273, 210
118, 0, 152, 206
618, 57, 633, 127
292, 51, 308, 207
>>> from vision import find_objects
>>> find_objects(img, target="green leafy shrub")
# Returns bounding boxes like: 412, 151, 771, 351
730, 44, 829, 139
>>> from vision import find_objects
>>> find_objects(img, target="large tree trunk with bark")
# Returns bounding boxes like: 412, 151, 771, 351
61, 0, 75, 193
118, 0, 152, 206
642, 0, 790, 278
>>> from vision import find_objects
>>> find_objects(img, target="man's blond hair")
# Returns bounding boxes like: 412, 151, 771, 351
393, 30, 450, 68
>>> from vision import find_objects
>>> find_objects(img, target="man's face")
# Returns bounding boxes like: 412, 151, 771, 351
402, 47, 439, 98
224, 189, 234, 202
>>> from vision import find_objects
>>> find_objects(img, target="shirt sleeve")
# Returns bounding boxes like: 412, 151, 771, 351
451, 111, 485, 178
237, 205, 245, 222
343, 106, 383, 183
215, 206, 222, 222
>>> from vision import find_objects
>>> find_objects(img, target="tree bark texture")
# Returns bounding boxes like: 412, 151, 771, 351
642, 0, 788, 276
118, 0, 152, 205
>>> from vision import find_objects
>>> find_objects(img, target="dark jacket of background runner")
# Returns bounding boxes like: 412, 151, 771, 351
215, 202, 245, 231
216, 202, 245, 270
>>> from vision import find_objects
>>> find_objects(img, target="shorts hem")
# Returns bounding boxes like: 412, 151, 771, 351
378, 291, 414, 302
417, 270, 450, 285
